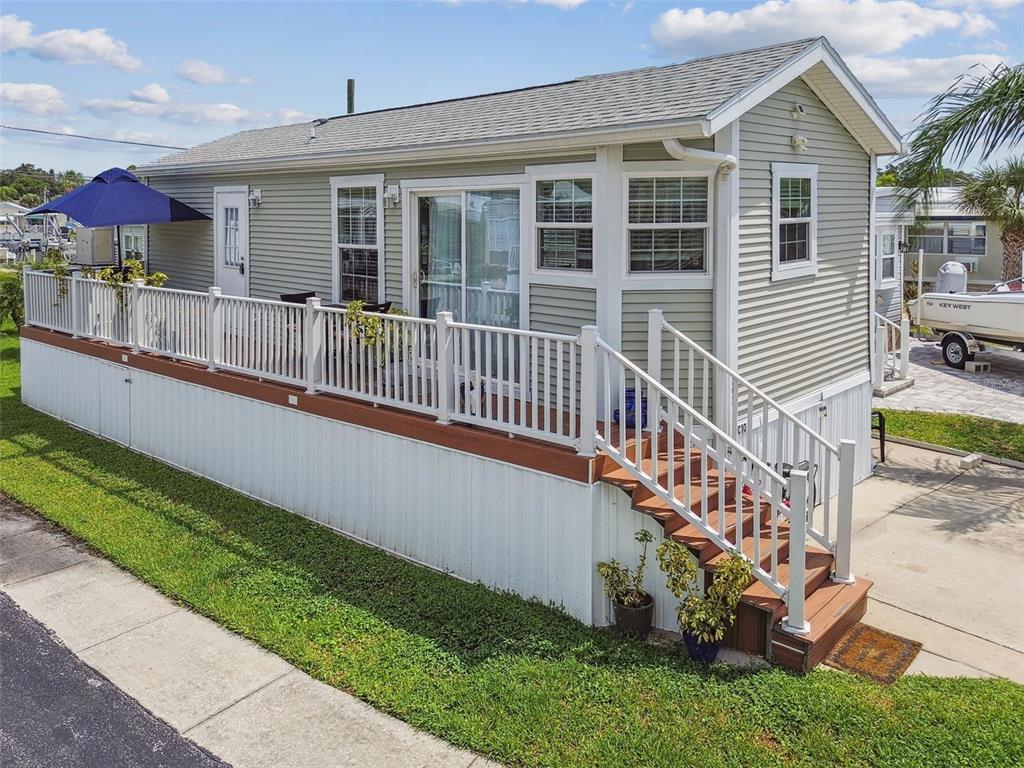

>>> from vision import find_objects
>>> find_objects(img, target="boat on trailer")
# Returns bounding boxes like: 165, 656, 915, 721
909, 261, 1024, 368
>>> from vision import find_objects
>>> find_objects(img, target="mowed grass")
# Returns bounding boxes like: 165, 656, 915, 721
879, 409, 1024, 464
2, 325, 1022, 768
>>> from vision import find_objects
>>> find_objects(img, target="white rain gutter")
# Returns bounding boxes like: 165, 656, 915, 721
661, 138, 738, 174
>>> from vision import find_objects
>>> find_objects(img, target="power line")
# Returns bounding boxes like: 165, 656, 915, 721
0, 124, 187, 150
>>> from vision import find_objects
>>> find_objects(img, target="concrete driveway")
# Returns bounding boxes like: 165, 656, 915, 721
853, 441, 1024, 681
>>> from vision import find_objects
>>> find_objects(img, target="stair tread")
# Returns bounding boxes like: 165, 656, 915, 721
599, 449, 703, 489
703, 522, 792, 569
772, 577, 873, 645
741, 548, 834, 617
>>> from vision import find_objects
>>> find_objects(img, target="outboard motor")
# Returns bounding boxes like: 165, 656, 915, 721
935, 260, 968, 294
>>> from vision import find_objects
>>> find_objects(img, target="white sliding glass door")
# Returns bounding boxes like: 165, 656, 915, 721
415, 188, 520, 328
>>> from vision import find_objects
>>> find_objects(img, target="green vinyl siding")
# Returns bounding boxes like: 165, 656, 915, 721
622, 137, 714, 162
528, 285, 597, 335
737, 77, 871, 404
145, 177, 214, 292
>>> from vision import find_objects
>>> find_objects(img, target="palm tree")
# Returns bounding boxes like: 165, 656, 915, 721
897, 63, 1024, 195
959, 159, 1024, 281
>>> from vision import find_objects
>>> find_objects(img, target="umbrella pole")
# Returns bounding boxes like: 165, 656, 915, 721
115, 224, 122, 268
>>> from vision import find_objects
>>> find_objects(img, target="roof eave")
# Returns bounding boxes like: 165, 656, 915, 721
139, 118, 710, 176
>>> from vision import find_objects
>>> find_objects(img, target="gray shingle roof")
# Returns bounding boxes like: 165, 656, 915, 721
148, 38, 818, 170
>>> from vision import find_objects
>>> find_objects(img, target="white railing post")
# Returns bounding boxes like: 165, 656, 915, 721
69, 272, 80, 338
207, 287, 222, 371
783, 469, 810, 635
435, 311, 453, 424
873, 320, 887, 387
131, 278, 144, 353
578, 325, 598, 457
21, 265, 31, 326
899, 317, 910, 380
833, 439, 856, 583
304, 297, 323, 394
646, 309, 663, 435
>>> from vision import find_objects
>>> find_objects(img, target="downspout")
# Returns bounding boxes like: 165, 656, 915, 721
661, 138, 738, 173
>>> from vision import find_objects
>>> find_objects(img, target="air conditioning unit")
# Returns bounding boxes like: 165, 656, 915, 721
954, 256, 979, 273
74, 227, 116, 266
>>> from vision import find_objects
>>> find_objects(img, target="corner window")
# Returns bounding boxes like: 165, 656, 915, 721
771, 163, 817, 280
625, 175, 709, 273
535, 178, 593, 271
332, 178, 383, 303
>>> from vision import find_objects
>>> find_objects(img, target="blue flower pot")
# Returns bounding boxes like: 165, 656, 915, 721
613, 388, 647, 429
683, 633, 722, 665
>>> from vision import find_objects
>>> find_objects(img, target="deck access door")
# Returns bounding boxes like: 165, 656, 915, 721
214, 187, 249, 297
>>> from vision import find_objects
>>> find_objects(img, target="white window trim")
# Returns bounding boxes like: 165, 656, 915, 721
878, 232, 898, 287
400, 174, 531, 329
527, 170, 598, 284
621, 167, 715, 289
771, 162, 818, 282
330, 174, 384, 305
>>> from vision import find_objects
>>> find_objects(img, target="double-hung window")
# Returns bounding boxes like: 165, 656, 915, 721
879, 233, 897, 282
771, 163, 818, 280
331, 176, 383, 303
535, 178, 593, 271
625, 174, 710, 273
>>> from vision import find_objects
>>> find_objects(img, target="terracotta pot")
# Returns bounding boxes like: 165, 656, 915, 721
612, 592, 654, 639
683, 632, 722, 664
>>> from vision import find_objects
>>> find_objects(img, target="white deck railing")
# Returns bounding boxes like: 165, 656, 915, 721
875, 313, 911, 386
24, 269, 859, 633
647, 309, 856, 583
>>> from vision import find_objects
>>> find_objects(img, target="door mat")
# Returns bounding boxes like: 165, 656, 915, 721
825, 623, 922, 685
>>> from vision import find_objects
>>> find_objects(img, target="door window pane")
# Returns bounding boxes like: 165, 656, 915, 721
222, 206, 240, 266
418, 194, 463, 319
467, 190, 519, 328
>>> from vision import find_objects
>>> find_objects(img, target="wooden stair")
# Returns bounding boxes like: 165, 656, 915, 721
597, 428, 871, 673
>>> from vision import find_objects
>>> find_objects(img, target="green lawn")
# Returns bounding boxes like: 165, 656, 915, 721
2, 325, 1022, 768
879, 409, 1024, 464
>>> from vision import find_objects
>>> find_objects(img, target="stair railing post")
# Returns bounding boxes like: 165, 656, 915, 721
646, 309, 663, 435
873, 319, 887, 388
131, 278, 144, 353
22, 265, 32, 327
69, 272, 81, 338
783, 468, 810, 635
578, 325, 598, 457
899, 317, 910, 380
207, 287, 222, 371
435, 311, 453, 425
304, 296, 323, 394
833, 439, 856, 583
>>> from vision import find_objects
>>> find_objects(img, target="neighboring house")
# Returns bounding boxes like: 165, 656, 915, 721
21, 37, 904, 672
0, 200, 28, 243
874, 188, 913, 323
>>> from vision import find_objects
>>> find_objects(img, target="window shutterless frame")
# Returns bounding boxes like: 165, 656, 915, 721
330, 174, 385, 305
620, 167, 714, 289
770, 162, 818, 281
529, 172, 597, 279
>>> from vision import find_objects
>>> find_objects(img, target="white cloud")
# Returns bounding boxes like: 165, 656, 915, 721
0, 82, 71, 116
0, 14, 141, 71
849, 52, 1008, 96
932, 0, 1020, 7
535, 0, 587, 7
650, 0, 986, 58
130, 83, 170, 104
82, 97, 312, 128
177, 59, 252, 85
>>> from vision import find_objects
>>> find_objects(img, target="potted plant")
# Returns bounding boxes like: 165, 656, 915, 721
656, 541, 752, 664
597, 529, 655, 638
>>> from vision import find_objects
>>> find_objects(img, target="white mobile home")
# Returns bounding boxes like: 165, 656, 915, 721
21, 37, 904, 671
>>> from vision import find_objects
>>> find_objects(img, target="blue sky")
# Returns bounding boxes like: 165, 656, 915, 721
2, 0, 1020, 177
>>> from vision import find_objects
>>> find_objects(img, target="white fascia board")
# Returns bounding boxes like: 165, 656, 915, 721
705, 38, 903, 156
141, 119, 708, 178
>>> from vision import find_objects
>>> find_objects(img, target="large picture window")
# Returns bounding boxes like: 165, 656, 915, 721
332, 178, 383, 303
625, 175, 709, 273
908, 220, 986, 256
535, 178, 593, 271
771, 163, 818, 280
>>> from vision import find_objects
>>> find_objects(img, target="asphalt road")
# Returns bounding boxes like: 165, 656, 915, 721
0, 591, 229, 768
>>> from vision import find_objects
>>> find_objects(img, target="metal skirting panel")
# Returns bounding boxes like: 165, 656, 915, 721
21, 338, 653, 626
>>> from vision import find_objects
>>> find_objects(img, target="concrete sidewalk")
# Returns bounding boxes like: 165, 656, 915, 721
853, 442, 1024, 683
0, 502, 496, 768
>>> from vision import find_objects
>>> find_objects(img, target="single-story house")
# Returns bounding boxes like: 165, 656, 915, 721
22, 36, 903, 671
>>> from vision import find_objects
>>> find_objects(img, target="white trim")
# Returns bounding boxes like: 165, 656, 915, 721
595, 145, 623, 349
770, 162, 818, 282
707, 39, 903, 155
329, 173, 385, 305
526, 168, 598, 284
620, 168, 715, 290
399, 174, 528, 191
213, 185, 250, 297
714, 120, 740, 384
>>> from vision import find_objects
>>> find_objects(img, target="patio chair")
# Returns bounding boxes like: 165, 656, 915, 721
280, 291, 317, 304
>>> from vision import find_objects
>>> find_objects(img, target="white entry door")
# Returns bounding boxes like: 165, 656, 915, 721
214, 187, 249, 296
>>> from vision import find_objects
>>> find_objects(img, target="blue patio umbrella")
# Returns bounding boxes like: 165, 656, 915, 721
30, 167, 209, 264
